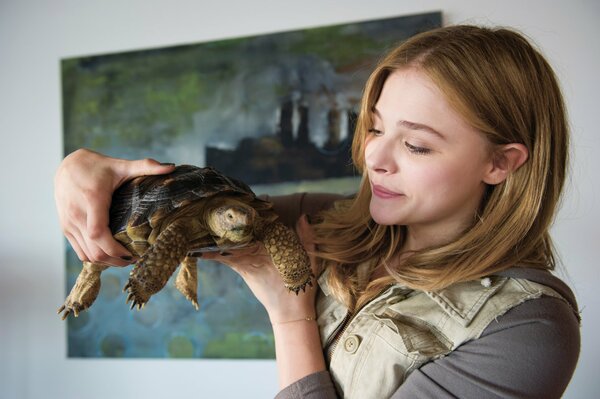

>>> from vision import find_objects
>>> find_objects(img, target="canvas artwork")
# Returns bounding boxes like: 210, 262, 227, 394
61, 11, 441, 358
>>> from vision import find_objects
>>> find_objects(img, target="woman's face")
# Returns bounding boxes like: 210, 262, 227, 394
365, 68, 494, 246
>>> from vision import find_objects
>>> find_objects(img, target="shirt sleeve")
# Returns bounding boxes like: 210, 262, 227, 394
275, 371, 338, 399
262, 192, 344, 228
391, 296, 581, 399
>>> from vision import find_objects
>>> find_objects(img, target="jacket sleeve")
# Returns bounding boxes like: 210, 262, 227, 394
391, 296, 580, 399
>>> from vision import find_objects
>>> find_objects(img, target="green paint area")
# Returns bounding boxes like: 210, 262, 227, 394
203, 332, 275, 359
100, 334, 127, 357
168, 335, 196, 358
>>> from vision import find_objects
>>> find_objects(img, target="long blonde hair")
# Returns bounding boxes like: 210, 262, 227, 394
313, 25, 569, 311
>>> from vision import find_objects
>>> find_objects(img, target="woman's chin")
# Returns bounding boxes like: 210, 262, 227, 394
370, 204, 402, 226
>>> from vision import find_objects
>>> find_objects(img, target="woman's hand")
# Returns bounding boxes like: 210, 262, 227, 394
54, 148, 175, 266
201, 215, 319, 323
204, 216, 326, 388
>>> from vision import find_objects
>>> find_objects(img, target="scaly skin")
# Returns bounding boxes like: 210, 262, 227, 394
58, 262, 109, 319
124, 220, 190, 310
259, 221, 313, 294
175, 256, 199, 310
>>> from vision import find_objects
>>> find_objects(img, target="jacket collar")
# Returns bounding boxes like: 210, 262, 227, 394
424, 276, 508, 327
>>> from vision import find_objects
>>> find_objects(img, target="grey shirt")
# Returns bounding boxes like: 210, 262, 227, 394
267, 193, 581, 399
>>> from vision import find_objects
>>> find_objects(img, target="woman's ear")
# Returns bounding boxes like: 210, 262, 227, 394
483, 143, 529, 185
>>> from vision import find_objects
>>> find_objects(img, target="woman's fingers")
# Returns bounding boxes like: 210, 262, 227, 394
80, 232, 132, 266
114, 157, 176, 186
54, 149, 175, 266
84, 196, 133, 266
296, 215, 315, 248
296, 215, 319, 275
64, 230, 89, 262
200, 243, 270, 274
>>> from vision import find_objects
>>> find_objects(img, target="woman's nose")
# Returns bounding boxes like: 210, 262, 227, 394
365, 137, 397, 174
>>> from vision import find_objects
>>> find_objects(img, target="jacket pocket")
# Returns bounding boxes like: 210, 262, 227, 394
373, 309, 452, 359
342, 312, 452, 398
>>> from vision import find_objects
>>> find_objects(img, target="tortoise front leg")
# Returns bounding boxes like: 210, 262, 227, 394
58, 262, 109, 320
124, 220, 190, 310
259, 221, 313, 294
175, 256, 199, 310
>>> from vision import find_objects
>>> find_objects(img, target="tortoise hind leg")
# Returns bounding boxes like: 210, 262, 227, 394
58, 262, 109, 320
259, 221, 313, 294
124, 220, 191, 309
175, 256, 199, 310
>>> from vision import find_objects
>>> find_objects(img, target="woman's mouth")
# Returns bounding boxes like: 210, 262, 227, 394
371, 184, 404, 199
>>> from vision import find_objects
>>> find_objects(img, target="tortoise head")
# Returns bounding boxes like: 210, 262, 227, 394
207, 200, 256, 244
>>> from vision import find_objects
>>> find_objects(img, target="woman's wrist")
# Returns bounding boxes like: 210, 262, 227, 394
270, 312, 326, 389
270, 315, 317, 325
266, 298, 316, 326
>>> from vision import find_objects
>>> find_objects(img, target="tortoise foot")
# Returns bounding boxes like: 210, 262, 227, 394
123, 280, 151, 310
58, 262, 104, 320
123, 221, 190, 311
58, 300, 86, 320
261, 221, 314, 295
175, 256, 200, 310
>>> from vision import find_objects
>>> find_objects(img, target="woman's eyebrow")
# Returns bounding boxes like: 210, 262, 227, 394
371, 107, 446, 140
397, 120, 446, 140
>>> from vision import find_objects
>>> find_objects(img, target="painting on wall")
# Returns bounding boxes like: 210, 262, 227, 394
61, 11, 442, 359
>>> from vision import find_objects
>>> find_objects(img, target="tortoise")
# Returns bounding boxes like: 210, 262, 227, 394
58, 165, 313, 320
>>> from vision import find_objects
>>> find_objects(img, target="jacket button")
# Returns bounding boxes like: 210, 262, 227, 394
344, 335, 360, 354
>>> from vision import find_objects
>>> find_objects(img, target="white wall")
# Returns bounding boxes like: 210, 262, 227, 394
1, 1, 598, 398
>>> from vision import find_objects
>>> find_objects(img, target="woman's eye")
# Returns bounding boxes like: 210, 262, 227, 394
368, 128, 383, 136
405, 142, 431, 155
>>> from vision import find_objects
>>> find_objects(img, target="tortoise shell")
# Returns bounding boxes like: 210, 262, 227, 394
110, 165, 256, 234
109, 165, 273, 255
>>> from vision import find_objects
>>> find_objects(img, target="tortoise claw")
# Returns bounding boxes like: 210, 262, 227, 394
287, 275, 314, 295
61, 310, 71, 321
57, 305, 71, 321
125, 283, 149, 311
58, 301, 85, 320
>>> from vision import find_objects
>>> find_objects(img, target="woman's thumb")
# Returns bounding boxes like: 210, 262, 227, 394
117, 158, 176, 182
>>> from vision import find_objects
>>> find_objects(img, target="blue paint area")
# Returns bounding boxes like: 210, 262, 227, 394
66, 251, 273, 358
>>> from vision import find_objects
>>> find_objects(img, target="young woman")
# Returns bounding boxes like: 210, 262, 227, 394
55, 25, 580, 398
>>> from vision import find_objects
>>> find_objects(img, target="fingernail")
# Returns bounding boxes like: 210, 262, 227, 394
160, 162, 175, 166
121, 256, 133, 261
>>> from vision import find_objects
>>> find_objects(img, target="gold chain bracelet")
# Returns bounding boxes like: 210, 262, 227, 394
271, 316, 316, 325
